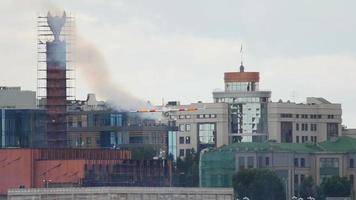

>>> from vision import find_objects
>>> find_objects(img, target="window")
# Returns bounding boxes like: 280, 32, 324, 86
296, 123, 299, 131
197, 114, 204, 119
186, 124, 191, 132
296, 114, 299, 118
296, 136, 300, 143
179, 124, 185, 132
301, 174, 305, 182
238, 157, 245, 170
179, 149, 184, 157
265, 157, 270, 166
320, 158, 340, 182
350, 175, 354, 185
317, 115, 322, 119
301, 124, 308, 131
86, 137, 91, 145
211, 114, 217, 118
280, 113, 293, 118
301, 158, 305, 167
186, 149, 191, 156
204, 114, 210, 118
185, 136, 191, 144
186, 115, 191, 119
198, 123, 216, 145
294, 174, 299, 186
327, 123, 339, 138
328, 115, 335, 119
350, 159, 354, 168
294, 158, 299, 167
179, 137, 184, 144
179, 115, 185, 119
311, 124, 317, 131
247, 157, 254, 168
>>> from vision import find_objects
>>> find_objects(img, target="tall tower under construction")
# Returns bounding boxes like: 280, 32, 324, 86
37, 12, 75, 147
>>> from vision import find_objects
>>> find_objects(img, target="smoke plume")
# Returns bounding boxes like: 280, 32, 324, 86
76, 37, 150, 111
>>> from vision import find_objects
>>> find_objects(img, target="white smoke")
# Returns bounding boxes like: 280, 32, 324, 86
75, 36, 151, 111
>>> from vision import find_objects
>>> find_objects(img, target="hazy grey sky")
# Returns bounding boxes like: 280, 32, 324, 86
0, 0, 355, 126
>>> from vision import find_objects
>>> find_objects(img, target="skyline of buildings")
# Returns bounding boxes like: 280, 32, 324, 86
0, 7, 355, 199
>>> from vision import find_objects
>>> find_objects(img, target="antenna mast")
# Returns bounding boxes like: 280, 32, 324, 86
239, 43, 244, 72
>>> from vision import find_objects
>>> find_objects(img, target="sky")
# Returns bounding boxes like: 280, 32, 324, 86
0, 0, 355, 126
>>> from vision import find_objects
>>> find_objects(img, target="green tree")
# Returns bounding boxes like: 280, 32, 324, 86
320, 176, 351, 197
129, 145, 156, 160
175, 149, 199, 187
232, 169, 285, 200
299, 176, 317, 199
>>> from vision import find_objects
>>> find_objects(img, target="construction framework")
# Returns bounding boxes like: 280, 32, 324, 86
37, 11, 75, 147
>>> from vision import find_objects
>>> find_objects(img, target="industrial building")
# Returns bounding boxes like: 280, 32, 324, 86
212, 64, 271, 143
8, 187, 234, 200
37, 12, 75, 147
0, 148, 173, 197
268, 97, 342, 143
0, 148, 131, 195
200, 136, 356, 199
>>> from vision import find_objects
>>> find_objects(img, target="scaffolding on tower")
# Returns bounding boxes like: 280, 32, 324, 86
37, 11, 75, 147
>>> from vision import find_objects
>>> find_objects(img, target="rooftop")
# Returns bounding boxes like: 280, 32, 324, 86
205, 136, 356, 154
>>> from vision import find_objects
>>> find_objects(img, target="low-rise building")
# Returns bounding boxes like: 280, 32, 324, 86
342, 128, 356, 139
200, 136, 356, 200
268, 97, 342, 143
0, 148, 131, 196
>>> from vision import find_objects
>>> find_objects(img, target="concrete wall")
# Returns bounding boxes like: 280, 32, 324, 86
8, 187, 234, 200
0, 87, 36, 109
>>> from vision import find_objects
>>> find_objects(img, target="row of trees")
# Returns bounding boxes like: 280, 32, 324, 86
232, 169, 353, 200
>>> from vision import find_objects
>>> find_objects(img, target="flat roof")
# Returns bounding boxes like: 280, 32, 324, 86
204, 136, 356, 154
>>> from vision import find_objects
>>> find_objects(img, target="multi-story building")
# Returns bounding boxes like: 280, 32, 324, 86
0, 87, 36, 109
67, 110, 124, 148
0, 109, 47, 148
0, 87, 46, 148
162, 101, 229, 159
200, 136, 356, 199
212, 65, 271, 143
268, 97, 342, 143
67, 94, 168, 157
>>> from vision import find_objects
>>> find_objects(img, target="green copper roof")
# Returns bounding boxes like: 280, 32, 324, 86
206, 136, 356, 154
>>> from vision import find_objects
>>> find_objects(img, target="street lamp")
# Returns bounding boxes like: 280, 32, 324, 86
307, 197, 315, 200
292, 196, 298, 200
242, 197, 250, 200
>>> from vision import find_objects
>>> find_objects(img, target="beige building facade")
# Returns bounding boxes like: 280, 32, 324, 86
268, 97, 342, 143
164, 102, 229, 158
